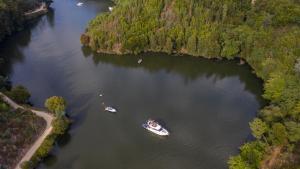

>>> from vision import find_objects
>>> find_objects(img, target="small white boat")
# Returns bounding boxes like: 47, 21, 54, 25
142, 119, 169, 136
105, 106, 117, 113
108, 6, 113, 11
138, 59, 142, 64
76, 2, 83, 6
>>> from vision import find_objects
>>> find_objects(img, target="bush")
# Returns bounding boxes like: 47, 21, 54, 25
6, 85, 31, 104
228, 155, 251, 169
240, 141, 266, 169
21, 117, 70, 169
45, 96, 67, 117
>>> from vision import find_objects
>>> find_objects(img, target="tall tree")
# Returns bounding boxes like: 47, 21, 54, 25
45, 96, 67, 117
250, 118, 268, 141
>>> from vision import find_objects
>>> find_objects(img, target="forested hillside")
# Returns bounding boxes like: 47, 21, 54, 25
82, 0, 300, 168
0, 0, 39, 42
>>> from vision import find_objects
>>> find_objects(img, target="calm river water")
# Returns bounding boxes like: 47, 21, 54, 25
0, 0, 264, 169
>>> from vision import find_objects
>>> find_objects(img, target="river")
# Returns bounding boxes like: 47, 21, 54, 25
0, 0, 264, 169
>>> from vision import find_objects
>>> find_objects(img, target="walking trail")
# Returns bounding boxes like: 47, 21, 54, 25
0, 92, 54, 169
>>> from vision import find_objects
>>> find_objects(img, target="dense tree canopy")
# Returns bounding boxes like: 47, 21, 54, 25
0, 0, 39, 42
82, 0, 300, 168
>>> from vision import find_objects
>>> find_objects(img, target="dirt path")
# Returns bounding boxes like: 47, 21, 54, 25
0, 92, 54, 169
261, 146, 282, 169
24, 3, 47, 16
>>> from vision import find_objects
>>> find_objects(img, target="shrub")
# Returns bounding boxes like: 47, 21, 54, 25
6, 85, 31, 104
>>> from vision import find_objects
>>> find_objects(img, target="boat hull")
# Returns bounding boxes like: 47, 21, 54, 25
142, 124, 169, 136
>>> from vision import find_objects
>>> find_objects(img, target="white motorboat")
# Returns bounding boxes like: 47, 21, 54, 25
142, 119, 169, 136
108, 6, 113, 11
105, 106, 117, 113
138, 59, 142, 64
76, 2, 83, 6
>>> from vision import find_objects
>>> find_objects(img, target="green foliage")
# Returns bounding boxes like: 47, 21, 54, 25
260, 105, 285, 123
0, 102, 9, 111
269, 123, 288, 145
229, 141, 266, 169
6, 85, 31, 104
45, 96, 67, 117
263, 73, 285, 103
0, 0, 39, 42
52, 117, 69, 135
250, 118, 268, 140
284, 121, 300, 143
21, 96, 70, 169
21, 161, 34, 169
21, 115, 70, 169
34, 136, 54, 158
239, 141, 266, 169
228, 155, 251, 169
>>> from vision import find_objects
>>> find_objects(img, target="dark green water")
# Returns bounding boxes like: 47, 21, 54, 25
0, 0, 264, 169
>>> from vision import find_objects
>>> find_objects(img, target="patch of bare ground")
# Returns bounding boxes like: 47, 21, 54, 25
0, 107, 46, 169
261, 146, 282, 169
261, 145, 300, 169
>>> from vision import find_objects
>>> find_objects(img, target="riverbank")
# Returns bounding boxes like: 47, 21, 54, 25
0, 91, 69, 169
82, 0, 300, 168
0, 0, 52, 43
24, 1, 53, 20
0, 92, 48, 169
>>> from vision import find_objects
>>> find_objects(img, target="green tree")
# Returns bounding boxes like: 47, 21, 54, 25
285, 121, 300, 143
260, 105, 284, 123
263, 73, 285, 103
240, 141, 266, 169
7, 85, 31, 104
52, 117, 69, 135
228, 155, 251, 169
249, 118, 268, 141
45, 96, 67, 117
269, 123, 288, 145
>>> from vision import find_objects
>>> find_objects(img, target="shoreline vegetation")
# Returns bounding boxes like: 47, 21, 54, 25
0, 78, 70, 169
0, 93, 46, 169
0, 0, 53, 43
82, 0, 300, 168
21, 96, 70, 169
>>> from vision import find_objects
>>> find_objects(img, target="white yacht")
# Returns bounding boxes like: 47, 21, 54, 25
142, 119, 169, 136
105, 106, 117, 113
76, 2, 83, 6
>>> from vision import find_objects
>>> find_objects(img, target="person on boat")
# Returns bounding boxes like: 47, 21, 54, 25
148, 119, 160, 128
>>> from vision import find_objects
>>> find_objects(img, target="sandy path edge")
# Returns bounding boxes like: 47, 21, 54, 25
0, 92, 54, 169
